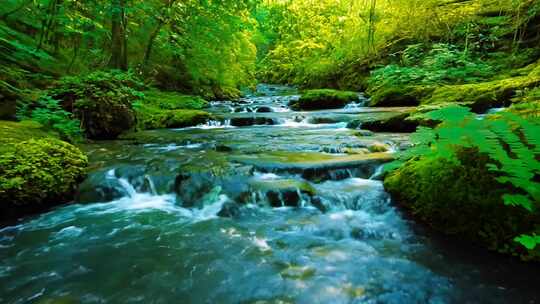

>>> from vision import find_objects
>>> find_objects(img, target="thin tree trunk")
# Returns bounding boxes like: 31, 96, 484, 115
109, 0, 128, 70
67, 35, 81, 73
142, 20, 164, 68
142, 0, 177, 69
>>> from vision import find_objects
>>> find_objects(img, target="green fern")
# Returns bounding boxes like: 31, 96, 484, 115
387, 105, 540, 250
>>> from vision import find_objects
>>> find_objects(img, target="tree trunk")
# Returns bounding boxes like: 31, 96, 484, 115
142, 0, 177, 69
109, 0, 128, 70
142, 20, 164, 68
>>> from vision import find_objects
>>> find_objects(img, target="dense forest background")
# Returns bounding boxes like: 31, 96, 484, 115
1, 0, 540, 258
2, 0, 538, 98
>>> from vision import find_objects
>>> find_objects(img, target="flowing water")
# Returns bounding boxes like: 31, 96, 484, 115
1, 85, 539, 304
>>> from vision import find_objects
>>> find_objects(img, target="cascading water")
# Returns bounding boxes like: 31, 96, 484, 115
1, 84, 539, 304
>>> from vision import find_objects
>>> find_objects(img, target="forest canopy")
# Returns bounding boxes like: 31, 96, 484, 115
3, 0, 538, 97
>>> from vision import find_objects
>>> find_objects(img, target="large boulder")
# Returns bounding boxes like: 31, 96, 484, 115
289, 89, 359, 111
52, 71, 144, 139
73, 97, 137, 139
0, 126, 88, 219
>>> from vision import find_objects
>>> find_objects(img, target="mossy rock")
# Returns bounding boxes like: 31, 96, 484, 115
368, 85, 433, 107
289, 89, 359, 111
423, 75, 540, 113
74, 96, 137, 139
135, 103, 212, 130
51, 71, 144, 139
384, 149, 540, 260
164, 109, 212, 128
0, 138, 88, 219
360, 113, 420, 133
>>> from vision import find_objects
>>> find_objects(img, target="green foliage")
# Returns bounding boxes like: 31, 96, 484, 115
0, 138, 88, 209
50, 70, 143, 139
0, 120, 57, 144
133, 103, 212, 130
510, 86, 540, 118
289, 89, 359, 111
369, 44, 493, 90
17, 95, 83, 142
385, 105, 540, 256
133, 90, 212, 129
142, 90, 208, 110
423, 74, 540, 111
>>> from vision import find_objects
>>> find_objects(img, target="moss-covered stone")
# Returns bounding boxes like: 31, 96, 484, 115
132, 90, 212, 130
0, 121, 88, 219
384, 149, 540, 260
360, 113, 420, 133
51, 71, 143, 139
289, 89, 359, 111
368, 86, 434, 107
423, 75, 540, 112
134, 103, 212, 130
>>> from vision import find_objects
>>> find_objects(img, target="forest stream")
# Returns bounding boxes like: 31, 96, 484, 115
1, 85, 539, 304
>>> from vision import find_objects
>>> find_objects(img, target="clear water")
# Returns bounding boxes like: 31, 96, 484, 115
1, 85, 539, 304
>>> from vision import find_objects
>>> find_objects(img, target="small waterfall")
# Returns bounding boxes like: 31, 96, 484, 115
369, 165, 385, 180
107, 169, 137, 198
144, 175, 158, 195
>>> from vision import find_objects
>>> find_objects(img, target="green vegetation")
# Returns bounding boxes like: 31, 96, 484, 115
290, 89, 359, 111
134, 90, 212, 129
0, 120, 88, 219
1, 0, 540, 261
384, 106, 540, 259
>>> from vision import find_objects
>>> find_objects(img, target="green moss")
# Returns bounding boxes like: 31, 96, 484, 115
0, 120, 57, 145
289, 89, 359, 111
0, 138, 88, 217
368, 86, 434, 107
134, 103, 212, 130
360, 113, 420, 133
384, 150, 540, 260
509, 86, 540, 118
133, 90, 212, 130
423, 75, 540, 112
142, 90, 209, 110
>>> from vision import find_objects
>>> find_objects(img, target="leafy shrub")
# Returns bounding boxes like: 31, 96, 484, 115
142, 90, 208, 110
17, 95, 83, 142
384, 105, 540, 259
369, 43, 494, 90
50, 70, 144, 139
0, 138, 88, 218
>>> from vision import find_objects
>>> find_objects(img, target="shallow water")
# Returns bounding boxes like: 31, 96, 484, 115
1, 84, 539, 304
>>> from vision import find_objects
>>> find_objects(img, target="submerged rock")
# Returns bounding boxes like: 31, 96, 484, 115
233, 151, 393, 182
256, 106, 273, 113
230, 116, 275, 127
